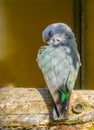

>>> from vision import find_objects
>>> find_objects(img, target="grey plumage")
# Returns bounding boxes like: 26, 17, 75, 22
37, 23, 81, 120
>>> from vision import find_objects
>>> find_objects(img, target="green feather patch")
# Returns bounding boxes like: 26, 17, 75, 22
61, 92, 68, 102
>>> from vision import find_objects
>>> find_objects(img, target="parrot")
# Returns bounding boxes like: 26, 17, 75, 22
36, 23, 81, 120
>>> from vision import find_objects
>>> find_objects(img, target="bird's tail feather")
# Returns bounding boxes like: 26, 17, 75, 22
55, 90, 71, 117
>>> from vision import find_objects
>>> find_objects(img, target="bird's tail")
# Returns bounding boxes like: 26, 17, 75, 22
53, 72, 71, 120
54, 90, 71, 119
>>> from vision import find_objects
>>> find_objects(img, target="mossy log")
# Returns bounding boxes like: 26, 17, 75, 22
0, 87, 94, 128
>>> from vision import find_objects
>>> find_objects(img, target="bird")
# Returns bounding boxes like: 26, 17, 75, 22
36, 23, 81, 120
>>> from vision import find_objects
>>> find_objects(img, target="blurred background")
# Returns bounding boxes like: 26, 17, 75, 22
0, 0, 93, 89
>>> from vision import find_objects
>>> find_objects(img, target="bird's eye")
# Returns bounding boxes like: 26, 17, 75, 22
67, 36, 72, 40
48, 31, 53, 37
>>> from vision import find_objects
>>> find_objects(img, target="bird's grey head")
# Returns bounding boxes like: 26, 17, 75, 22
42, 23, 75, 46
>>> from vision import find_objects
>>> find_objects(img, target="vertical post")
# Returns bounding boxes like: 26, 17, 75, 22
80, 0, 87, 89
73, 0, 86, 89
73, 0, 81, 89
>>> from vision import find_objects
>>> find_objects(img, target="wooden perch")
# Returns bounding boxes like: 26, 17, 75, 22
0, 87, 94, 128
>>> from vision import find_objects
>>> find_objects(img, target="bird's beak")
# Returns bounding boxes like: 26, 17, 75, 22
50, 34, 66, 46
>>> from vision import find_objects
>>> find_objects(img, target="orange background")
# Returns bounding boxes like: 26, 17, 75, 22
86, 1, 94, 89
0, 0, 73, 87
0, 0, 94, 89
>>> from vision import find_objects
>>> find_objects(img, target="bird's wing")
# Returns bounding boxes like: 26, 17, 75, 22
63, 41, 81, 91
37, 45, 80, 116
37, 45, 73, 101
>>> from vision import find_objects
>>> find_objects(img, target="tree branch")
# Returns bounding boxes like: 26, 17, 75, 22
0, 88, 94, 128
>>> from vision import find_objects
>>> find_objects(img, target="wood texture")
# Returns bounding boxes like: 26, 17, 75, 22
73, 0, 87, 89
0, 88, 94, 128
